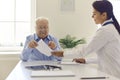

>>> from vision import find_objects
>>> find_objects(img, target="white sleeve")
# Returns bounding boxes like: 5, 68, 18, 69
64, 28, 113, 60
86, 58, 98, 64
81, 28, 113, 56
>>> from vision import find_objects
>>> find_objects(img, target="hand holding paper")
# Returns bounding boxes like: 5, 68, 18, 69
28, 40, 38, 48
36, 39, 64, 57
36, 39, 52, 56
48, 41, 56, 49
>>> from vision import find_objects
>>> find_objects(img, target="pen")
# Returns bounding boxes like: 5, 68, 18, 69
80, 76, 109, 79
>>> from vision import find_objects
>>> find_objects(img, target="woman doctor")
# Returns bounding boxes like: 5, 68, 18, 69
73, 0, 120, 78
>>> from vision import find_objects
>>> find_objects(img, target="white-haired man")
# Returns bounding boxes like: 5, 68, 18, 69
21, 17, 61, 69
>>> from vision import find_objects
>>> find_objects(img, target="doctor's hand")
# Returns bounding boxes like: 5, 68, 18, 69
72, 58, 86, 64
51, 51, 64, 57
28, 40, 38, 48
48, 41, 56, 49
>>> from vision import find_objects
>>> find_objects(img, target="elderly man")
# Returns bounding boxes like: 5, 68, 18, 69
20, 17, 61, 65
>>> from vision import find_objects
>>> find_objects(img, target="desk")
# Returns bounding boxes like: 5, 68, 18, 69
6, 61, 120, 80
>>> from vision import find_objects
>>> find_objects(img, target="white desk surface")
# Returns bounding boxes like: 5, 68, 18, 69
6, 61, 120, 80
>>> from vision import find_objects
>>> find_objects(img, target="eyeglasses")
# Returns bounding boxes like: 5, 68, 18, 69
36, 26, 48, 30
45, 65, 62, 70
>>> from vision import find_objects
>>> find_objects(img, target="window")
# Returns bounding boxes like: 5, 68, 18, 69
0, 0, 34, 47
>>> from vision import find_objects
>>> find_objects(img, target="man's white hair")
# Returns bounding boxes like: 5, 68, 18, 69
36, 17, 49, 23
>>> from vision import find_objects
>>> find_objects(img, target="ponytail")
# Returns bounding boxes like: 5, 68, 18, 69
112, 15, 120, 34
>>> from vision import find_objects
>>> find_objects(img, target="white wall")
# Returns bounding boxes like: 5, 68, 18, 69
36, 0, 97, 41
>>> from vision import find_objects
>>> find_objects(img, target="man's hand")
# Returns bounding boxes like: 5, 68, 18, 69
48, 41, 56, 49
28, 40, 38, 48
72, 58, 86, 64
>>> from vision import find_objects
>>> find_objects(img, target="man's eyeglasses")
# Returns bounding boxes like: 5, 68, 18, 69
45, 65, 62, 70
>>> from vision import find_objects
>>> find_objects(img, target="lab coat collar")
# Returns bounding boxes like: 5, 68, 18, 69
102, 18, 113, 26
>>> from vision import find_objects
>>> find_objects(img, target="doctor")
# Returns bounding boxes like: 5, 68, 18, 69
73, 0, 120, 78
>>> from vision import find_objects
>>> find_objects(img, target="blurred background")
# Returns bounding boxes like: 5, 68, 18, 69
0, 0, 119, 80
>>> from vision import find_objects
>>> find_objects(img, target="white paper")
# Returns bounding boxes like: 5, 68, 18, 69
60, 59, 81, 65
31, 70, 75, 77
36, 39, 52, 56
60, 61, 80, 65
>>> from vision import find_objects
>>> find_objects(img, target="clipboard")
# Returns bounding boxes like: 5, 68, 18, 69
31, 70, 75, 77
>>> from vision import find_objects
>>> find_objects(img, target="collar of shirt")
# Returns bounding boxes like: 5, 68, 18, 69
102, 18, 113, 26
34, 34, 51, 42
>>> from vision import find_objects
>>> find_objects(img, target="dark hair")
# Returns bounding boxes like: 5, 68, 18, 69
92, 0, 120, 34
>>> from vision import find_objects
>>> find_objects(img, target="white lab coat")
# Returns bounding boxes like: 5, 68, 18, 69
80, 19, 120, 78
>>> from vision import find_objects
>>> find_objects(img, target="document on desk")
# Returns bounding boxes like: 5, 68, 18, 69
60, 61, 80, 65
80, 76, 109, 79
23, 61, 58, 67
36, 39, 52, 56
31, 70, 75, 77
58, 59, 81, 65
